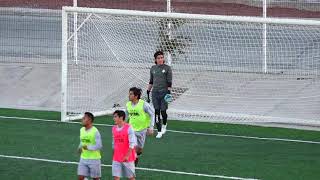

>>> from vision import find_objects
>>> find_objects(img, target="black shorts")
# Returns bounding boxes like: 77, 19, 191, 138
151, 90, 168, 111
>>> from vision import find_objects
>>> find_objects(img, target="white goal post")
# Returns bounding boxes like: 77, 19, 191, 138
61, 6, 320, 127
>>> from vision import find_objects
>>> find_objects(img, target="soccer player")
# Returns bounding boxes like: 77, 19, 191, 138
112, 110, 137, 180
147, 50, 173, 138
126, 87, 155, 166
77, 112, 102, 180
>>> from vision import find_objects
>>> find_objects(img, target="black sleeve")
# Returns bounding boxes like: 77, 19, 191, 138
167, 65, 172, 87
149, 67, 153, 84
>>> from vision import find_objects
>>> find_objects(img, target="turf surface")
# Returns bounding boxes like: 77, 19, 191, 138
0, 108, 319, 180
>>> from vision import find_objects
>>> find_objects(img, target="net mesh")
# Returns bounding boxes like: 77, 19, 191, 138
64, 9, 320, 125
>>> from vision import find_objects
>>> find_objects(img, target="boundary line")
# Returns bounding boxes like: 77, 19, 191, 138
0, 154, 260, 180
0, 115, 320, 144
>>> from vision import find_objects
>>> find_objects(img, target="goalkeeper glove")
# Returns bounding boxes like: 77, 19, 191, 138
164, 94, 173, 103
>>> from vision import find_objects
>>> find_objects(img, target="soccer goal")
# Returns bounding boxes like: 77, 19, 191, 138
61, 6, 320, 127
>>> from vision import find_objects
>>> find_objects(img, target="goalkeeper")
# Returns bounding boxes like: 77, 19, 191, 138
147, 50, 173, 139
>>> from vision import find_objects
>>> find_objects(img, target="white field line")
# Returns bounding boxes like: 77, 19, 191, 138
0, 154, 260, 180
0, 115, 320, 144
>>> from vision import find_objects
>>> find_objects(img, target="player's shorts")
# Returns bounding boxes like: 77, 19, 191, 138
112, 161, 135, 178
77, 159, 101, 178
135, 129, 147, 148
152, 89, 168, 111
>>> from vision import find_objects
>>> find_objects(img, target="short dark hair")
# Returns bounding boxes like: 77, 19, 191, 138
129, 87, 142, 99
154, 50, 164, 59
113, 110, 126, 120
84, 112, 94, 122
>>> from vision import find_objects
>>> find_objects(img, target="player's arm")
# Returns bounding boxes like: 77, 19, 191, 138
86, 130, 102, 151
112, 133, 114, 157
144, 103, 155, 128
144, 102, 155, 135
147, 67, 153, 91
167, 66, 172, 92
78, 141, 82, 153
125, 109, 130, 122
78, 130, 82, 153
124, 126, 136, 161
147, 67, 154, 103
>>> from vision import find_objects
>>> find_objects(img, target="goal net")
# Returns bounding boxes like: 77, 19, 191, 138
62, 7, 320, 127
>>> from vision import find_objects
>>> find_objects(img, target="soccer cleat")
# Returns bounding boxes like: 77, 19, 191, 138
162, 124, 167, 134
156, 132, 163, 138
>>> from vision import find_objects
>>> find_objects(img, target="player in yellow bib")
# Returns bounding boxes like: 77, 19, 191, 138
77, 112, 102, 180
126, 87, 155, 166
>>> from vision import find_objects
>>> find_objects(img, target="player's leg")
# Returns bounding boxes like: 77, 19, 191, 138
77, 161, 90, 180
155, 109, 162, 136
112, 161, 122, 180
155, 108, 163, 138
159, 90, 168, 135
88, 160, 101, 180
123, 162, 136, 180
160, 93, 168, 134
160, 110, 168, 134
134, 129, 147, 166
152, 91, 162, 137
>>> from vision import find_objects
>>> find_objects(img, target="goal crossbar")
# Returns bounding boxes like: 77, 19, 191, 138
62, 6, 320, 26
